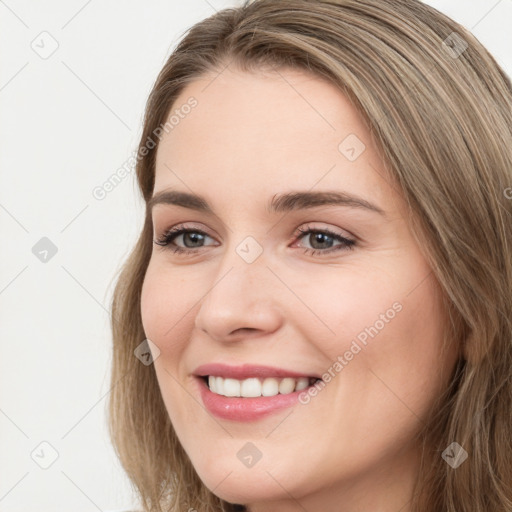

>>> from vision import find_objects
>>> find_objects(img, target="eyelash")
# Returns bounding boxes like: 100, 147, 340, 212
153, 223, 355, 257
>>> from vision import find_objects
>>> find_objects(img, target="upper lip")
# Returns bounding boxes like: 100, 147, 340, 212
193, 363, 320, 380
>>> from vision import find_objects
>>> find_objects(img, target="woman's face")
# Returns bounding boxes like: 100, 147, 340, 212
141, 65, 459, 510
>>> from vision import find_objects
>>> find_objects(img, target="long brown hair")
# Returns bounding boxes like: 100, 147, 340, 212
108, 1, 512, 510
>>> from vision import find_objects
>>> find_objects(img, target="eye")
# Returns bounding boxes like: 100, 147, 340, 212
153, 224, 217, 255
293, 224, 355, 256
153, 223, 356, 257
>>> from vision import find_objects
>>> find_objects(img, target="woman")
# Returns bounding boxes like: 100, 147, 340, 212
108, 0, 512, 510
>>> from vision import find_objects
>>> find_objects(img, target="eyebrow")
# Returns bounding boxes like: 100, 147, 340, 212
148, 189, 386, 217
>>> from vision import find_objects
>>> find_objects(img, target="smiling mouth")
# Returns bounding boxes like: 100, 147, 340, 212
202, 375, 321, 398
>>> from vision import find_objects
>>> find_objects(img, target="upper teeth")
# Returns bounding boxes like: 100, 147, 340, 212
207, 376, 314, 397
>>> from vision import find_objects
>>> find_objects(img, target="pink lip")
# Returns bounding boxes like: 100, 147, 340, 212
195, 377, 315, 422
192, 363, 321, 422
193, 363, 319, 380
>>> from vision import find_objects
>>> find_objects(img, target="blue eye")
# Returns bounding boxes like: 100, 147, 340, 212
154, 223, 356, 256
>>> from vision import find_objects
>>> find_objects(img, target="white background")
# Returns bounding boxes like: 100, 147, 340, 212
1, 1, 511, 511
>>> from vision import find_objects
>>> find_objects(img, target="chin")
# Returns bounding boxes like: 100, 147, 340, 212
193, 458, 300, 505
204, 478, 285, 507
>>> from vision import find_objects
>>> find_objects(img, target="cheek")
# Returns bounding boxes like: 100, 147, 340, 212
343, 272, 454, 417
140, 266, 200, 424
303, 270, 408, 359
140, 263, 199, 357
310, 256, 453, 414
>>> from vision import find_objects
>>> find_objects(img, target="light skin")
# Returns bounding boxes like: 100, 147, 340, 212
140, 64, 460, 512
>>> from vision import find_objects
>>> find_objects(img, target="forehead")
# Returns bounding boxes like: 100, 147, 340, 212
153, 66, 397, 213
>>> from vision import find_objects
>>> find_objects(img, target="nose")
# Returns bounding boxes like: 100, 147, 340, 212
193, 246, 283, 343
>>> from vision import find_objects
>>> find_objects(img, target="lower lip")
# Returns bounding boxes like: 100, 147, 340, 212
195, 377, 311, 422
